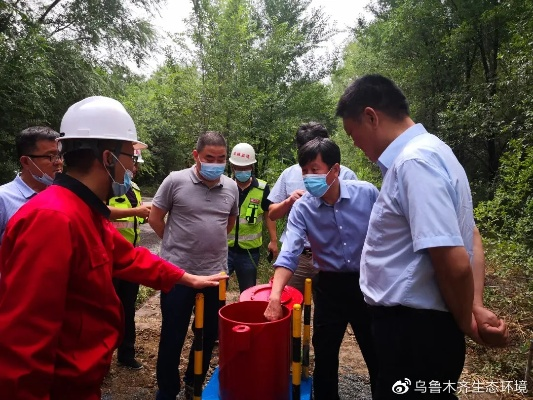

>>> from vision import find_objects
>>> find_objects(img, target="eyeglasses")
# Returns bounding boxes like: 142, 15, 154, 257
120, 152, 138, 163
26, 154, 63, 163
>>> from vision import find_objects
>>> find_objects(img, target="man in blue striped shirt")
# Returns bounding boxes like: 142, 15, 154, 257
265, 137, 379, 400
0, 127, 62, 243
268, 122, 358, 294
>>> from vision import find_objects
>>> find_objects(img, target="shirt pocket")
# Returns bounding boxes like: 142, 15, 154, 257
87, 246, 113, 302
89, 247, 110, 269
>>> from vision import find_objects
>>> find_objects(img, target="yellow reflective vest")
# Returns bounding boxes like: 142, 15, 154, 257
228, 179, 266, 250
108, 182, 142, 245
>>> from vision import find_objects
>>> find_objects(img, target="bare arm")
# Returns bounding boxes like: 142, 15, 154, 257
148, 204, 167, 239
178, 272, 229, 288
268, 189, 305, 220
264, 267, 294, 321
109, 203, 151, 220
264, 210, 279, 258
428, 246, 474, 335
472, 226, 485, 307
471, 226, 509, 347
227, 215, 236, 234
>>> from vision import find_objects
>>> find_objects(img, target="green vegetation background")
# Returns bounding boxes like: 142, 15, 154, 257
2, 0, 532, 385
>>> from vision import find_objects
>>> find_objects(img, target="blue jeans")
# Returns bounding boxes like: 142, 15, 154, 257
155, 285, 219, 400
227, 248, 260, 293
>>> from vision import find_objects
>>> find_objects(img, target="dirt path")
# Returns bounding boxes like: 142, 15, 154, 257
101, 209, 370, 399
101, 290, 371, 400
101, 200, 502, 399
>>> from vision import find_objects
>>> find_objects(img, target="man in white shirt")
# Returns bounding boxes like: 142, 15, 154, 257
336, 74, 508, 399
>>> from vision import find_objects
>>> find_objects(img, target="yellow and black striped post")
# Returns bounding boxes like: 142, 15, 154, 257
302, 278, 312, 380
292, 303, 302, 400
193, 293, 204, 400
219, 271, 227, 309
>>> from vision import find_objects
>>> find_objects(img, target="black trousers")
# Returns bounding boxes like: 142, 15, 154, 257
312, 271, 378, 400
113, 278, 140, 362
156, 285, 220, 399
369, 305, 465, 399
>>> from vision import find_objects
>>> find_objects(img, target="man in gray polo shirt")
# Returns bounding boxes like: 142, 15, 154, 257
149, 131, 239, 400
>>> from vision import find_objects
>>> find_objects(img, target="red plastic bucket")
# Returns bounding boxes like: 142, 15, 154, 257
239, 282, 303, 310
218, 301, 291, 400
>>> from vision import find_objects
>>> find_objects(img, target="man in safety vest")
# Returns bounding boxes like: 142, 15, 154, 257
228, 143, 278, 292
0, 96, 226, 400
108, 148, 151, 369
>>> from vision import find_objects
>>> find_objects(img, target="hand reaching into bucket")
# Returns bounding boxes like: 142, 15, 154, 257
264, 299, 283, 321
265, 267, 294, 320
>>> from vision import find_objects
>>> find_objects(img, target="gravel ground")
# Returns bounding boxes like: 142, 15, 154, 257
338, 374, 372, 400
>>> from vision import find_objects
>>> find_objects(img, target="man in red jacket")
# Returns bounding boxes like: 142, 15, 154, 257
0, 96, 226, 400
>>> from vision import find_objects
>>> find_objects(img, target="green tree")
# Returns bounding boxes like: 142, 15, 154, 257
0, 0, 165, 181
186, 0, 336, 181
1, 0, 162, 64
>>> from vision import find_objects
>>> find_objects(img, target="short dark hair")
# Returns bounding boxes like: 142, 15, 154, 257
336, 74, 410, 121
295, 122, 329, 150
63, 139, 121, 173
16, 126, 59, 158
298, 137, 340, 170
196, 131, 227, 152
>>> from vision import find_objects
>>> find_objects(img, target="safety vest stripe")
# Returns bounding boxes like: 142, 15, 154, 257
112, 221, 136, 229
238, 215, 263, 225
231, 232, 262, 241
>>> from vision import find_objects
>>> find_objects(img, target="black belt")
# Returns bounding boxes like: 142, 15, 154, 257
302, 247, 312, 256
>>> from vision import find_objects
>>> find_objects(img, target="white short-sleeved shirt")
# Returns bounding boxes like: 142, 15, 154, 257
360, 124, 475, 311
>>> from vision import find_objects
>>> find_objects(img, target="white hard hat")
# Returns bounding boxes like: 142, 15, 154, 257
134, 149, 144, 163
58, 96, 147, 149
229, 143, 257, 166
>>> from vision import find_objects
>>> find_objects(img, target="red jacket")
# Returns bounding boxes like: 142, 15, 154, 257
0, 179, 185, 400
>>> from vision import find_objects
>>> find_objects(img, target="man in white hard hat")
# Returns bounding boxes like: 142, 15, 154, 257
0, 126, 63, 244
227, 143, 278, 292
0, 96, 225, 400
108, 148, 151, 370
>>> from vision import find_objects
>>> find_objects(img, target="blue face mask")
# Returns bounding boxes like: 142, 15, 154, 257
31, 171, 54, 186
303, 171, 336, 198
28, 158, 54, 186
112, 169, 133, 197
199, 161, 226, 181
107, 153, 133, 196
235, 170, 252, 183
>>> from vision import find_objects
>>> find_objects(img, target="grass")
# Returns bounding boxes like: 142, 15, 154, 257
464, 258, 533, 389
136, 286, 156, 309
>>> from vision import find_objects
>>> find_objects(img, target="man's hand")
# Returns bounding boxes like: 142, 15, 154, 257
465, 313, 484, 345
288, 189, 305, 206
472, 305, 509, 347
264, 299, 283, 321
267, 240, 279, 260
135, 204, 152, 219
179, 272, 229, 289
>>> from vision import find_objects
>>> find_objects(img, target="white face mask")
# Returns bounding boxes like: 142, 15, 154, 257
28, 158, 54, 186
